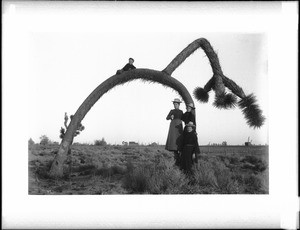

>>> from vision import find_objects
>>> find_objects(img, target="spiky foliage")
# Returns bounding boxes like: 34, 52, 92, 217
193, 87, 209, 103
164, 37, 264, 128
59, 127, 65, 139
238, 94, 265, 128
213, 92, 237, 109
60, 114, 85, 139
238, 93, 256, 108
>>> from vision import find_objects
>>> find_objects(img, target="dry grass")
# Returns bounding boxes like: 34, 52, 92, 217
29, 144, 268, 194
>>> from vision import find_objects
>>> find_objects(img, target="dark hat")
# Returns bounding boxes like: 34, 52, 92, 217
186, 121, 196, 128
186, 103, 195, 109
129, 57, 134, 62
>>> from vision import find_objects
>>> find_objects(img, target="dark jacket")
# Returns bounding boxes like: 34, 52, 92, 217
178, 129, 200, 173
116, 63, 136, 75
179, 130, 200, 155
122, 63, 136, 71
181, 111, 196, 126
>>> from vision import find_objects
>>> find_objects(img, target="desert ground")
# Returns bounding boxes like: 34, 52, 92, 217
29, 143, 268, 195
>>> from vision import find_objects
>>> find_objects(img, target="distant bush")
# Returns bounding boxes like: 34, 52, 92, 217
59, 113, 85, 139
94, 138, 107, 146
39, 135, 50, 145
28, 138, 35, 146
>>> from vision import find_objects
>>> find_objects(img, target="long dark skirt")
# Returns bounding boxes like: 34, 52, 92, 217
165, 119, 183, 151
180, 144, 195, 174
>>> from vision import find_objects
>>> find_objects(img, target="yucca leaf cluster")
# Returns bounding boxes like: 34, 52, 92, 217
59, 113, 85, 139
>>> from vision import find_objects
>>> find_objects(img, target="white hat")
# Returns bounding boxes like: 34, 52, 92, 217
172, 98, 182, 104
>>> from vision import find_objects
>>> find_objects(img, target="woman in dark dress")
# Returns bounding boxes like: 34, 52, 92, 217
165, 98, 184, 166
178, 121, 200, 175
181, 103, 196, 127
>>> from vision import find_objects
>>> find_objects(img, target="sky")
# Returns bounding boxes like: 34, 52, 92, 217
4, 2, 271, 146
27, 32, 268, 145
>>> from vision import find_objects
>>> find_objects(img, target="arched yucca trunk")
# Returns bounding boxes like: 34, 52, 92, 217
49, 69, 194, 177
49, 38, 265, 178
163, 38, 245, 98
164, 38, 265, 128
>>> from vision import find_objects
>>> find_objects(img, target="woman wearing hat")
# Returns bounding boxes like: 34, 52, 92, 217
178, 121, 200, 175
181, 103, 196, 127
165, 98, 184, 166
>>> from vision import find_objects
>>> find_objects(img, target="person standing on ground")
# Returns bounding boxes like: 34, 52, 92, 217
181, 102, 197, 133
165, 98, 184, 166
178, 121, 200, 175
181, 102, 196, 126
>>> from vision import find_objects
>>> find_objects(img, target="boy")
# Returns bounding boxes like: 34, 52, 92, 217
116, 58, 136, 74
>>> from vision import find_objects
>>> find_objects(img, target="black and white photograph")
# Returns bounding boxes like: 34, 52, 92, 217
2, 1, 298, 229
27, 32, 269, 195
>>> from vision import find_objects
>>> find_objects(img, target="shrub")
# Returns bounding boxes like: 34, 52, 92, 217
123, 166, 149, 193
231, 170, 268, 194
95, 164, 126, 178
241, 155, 260, 165
94, 138, 107, 146
192, 159, 241, 194
123, 157, 188, 194
28, 138, 35, 146
211, 160, 241, 194
259, 170, 269, 193
193, 160, 218, 188
241, 155, 267, 173
60, 113, 85, 139
71, 164, 97, 176
111, 165, 126, 175
39, 135, 50, 145
243, 173, 264, 194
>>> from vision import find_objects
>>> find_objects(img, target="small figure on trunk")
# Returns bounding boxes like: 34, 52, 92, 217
116, 57, 136, 75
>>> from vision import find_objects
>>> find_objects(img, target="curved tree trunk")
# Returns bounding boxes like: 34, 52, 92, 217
163, 38, 246, 98
49, 69, 194, 177
49, 38, 265, 177
162, 38, 265, 128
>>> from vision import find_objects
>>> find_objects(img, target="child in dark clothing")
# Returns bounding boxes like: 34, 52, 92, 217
178, 121, 200, 175
116, 58, 136, 74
